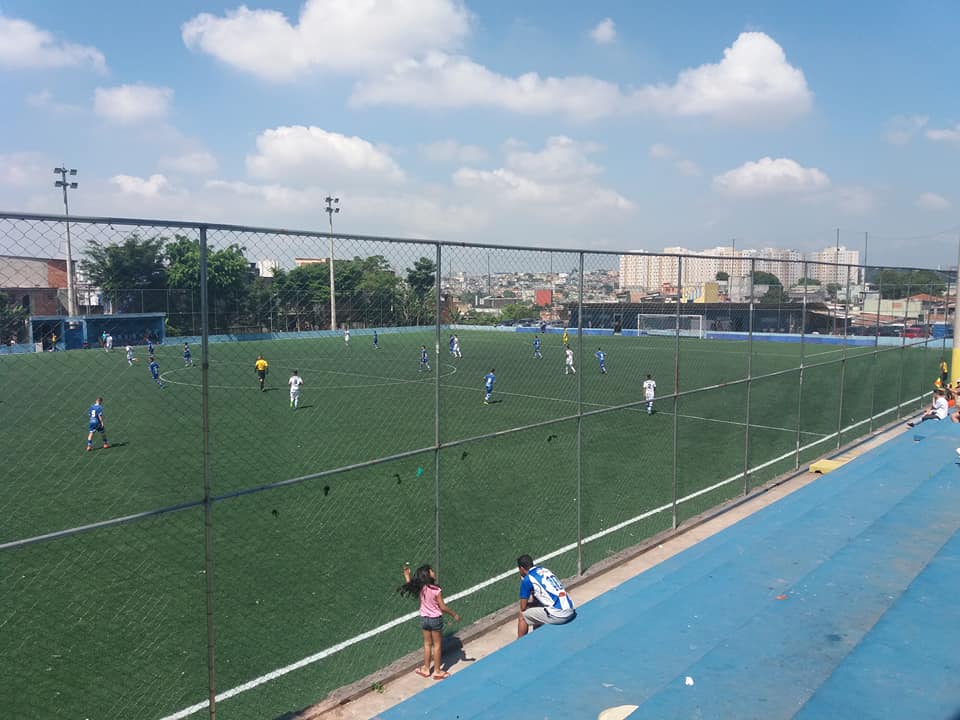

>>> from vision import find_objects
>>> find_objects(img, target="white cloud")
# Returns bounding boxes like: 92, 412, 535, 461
916, 192, 950, 210
590, 18, 616, 45
420, 140, 488, 164
675, 159, 703, 177
245, 126, 405, 186
353, 32, 811, 125
94, 84, 173, 124
649, 143, 674, 159
110, 174, 171, 197
352, 52, 624, 121
926, 123, 960, 144
0, 15, 106, 72
649, 143, 701, 176
885, 114, 928, 144
182, 0, 470, 81
161, 151, 219, 176
452, 137, 633, 217
713, 157, 830, 197
0, 152, 49, 188
629, 32, 812, 123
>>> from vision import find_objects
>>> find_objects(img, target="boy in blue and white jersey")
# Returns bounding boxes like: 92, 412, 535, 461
516, 554, 575, 637
452, 334, 462, 358
372, 330, 379, 349
147, 338, 155, 355
85, 397, 109, 451
183, 342, 193, 367
418, 345, 430, 372
533, 335, 542, 360
126, 345, 135, 366
595, 348, 607, 374
448, 335, 456, 356
149, 356, 165, 388
483, 368, 496, 404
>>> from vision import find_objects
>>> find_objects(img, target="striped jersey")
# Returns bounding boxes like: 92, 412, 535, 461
519, 565, 575, 614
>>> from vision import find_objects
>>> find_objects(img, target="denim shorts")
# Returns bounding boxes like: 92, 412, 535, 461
421, 615, 443, 632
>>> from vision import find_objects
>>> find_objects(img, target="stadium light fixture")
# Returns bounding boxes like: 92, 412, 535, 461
325, 196, 340, 331
53, 166, 79, 317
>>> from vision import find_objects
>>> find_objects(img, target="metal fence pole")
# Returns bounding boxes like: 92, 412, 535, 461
199, 226, 217, 720
671, 256, 682, 529
576, 251, 584, 575
869, 268, 881, 432
898, 283, 910, 418
434, 243, 443, 576
743, 259, 755, 492
835, 265, 851, 448
794, 261, 808, 468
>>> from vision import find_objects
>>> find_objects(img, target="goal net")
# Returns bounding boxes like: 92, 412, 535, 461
637, 313, 705, 339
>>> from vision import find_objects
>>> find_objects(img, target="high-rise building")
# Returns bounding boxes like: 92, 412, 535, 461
807, 247, 860, 285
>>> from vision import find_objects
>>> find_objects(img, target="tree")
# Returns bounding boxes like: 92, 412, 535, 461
406, 257, 436, 301
165, 236, 251, 292
715, 271, 729, 281
796, 277, 820, 286
751, 270, 782, 287
877, 269, 947, 299
500, 302, 535, 322
0, 291, 27, 342
81, 234, 167, 292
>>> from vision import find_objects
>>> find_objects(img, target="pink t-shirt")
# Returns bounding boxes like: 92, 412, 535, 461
420, 584, 442, 618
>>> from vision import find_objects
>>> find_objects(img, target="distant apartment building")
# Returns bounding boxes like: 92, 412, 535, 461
619, 246, 857, 293
256, 259, 279, 277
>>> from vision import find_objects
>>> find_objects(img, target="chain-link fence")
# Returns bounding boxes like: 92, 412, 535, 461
1, 212, 952, 719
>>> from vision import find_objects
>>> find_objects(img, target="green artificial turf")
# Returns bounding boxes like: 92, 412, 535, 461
0, 330, 939, 719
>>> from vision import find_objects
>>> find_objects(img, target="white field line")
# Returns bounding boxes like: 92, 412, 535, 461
159, 392, 924, 720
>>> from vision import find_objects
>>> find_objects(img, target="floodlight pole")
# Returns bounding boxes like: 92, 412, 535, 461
952, 233, 960, 385
54, 166, 78, 317
325, 196, 340, 331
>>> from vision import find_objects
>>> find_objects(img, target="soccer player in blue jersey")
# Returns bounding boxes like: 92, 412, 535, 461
85, 397, 109, 451
595, 348, 607, 374
373, 329, 379, 349
419, 345, 430, 372
533, 335, 543, 360
183, 342, 193, 367
516, 554, 575, 637
483, 368, 496, 404
147, 338, 155, 355
448, 335, 456, 356
148, 356, 165, 388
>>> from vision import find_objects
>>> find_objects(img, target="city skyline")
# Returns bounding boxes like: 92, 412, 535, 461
1, 1, 958, 267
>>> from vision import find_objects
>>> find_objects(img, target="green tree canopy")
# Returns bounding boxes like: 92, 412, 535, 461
715, 271, 729, 281
877, 269, 948, 299
796, 277, 821, 286
165, 236, 251, 292
0, 291, 28, 341
406, 257, 436, 300
751, 270, 782, 286
80, 234, 167, 291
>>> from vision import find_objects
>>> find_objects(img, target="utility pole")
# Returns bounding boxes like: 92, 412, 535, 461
325, 196, 339, 331
54, 166, 78, 317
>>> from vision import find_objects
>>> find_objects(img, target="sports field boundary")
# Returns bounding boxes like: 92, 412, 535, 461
157, 392, 927, 720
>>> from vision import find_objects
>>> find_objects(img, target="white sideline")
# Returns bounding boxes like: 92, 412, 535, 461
159, 394, 925, 720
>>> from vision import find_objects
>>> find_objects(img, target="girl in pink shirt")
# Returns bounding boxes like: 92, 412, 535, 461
398, 564, 461, 680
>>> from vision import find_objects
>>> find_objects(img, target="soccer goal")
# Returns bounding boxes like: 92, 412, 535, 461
637, 313, 705, 339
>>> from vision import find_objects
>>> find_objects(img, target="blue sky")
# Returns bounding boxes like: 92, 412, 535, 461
1, 0, 958, 266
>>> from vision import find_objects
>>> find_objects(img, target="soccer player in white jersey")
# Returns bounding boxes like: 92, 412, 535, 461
564, 345, 576, 375
643, 373, 657, 415
344, 327, 350, 348
516, 554, 575, 637
452, 335, 462, 358
125, 345, 135, 366
288, 369, 304, 409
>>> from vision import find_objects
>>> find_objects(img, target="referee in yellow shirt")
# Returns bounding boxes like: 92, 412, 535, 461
255, 354, 269, 392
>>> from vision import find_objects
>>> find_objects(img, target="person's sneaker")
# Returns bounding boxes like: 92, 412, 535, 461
86, 446, 92, 452
906, 421, 915, 427
102, 443, 110, 449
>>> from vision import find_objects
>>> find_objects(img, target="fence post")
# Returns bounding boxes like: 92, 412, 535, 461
794, 261, 808, 469
434, 242, 443, 577
199, 226, 217, 720
835, 265, 851, 448
898, 283, 911, 418
743, 258, 755, 493
671, 256, 682, 530
576, 250, 584, 576
869, 268, 880, 433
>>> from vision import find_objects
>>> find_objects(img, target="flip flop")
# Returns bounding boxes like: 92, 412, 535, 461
433, 671, 450, 680
414, 669, 430, 678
